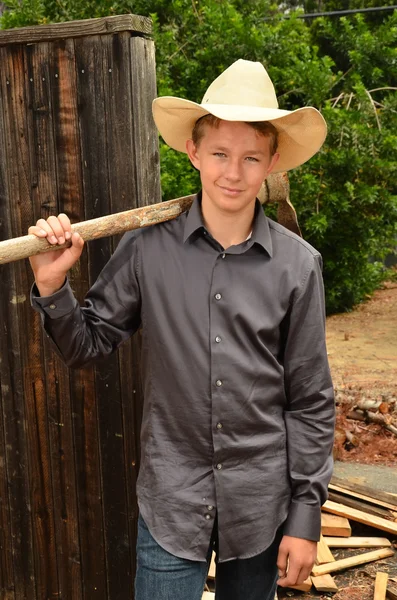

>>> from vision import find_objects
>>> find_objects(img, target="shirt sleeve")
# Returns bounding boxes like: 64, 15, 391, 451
30, 231, 142, 368
282, 253, 335, 541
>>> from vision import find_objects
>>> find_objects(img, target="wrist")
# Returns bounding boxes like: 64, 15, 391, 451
35, 278, 66, 297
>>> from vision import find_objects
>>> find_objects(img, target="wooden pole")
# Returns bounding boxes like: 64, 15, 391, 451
0, 195, 195, 265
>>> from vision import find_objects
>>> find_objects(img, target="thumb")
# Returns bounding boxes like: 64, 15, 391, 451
67, 232, 84, 261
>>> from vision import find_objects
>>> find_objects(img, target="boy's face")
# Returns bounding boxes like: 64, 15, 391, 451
186, 120, 279, 217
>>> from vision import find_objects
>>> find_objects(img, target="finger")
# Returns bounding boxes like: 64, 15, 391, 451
28, 224, 50, 238
297, 564, 312, 585
47, 215, 67, 244
57, 213, 72, 240
68, 232, 84, 257
33, 218, 58, 244
277, 564, 302, 588
276, 547, 288, 579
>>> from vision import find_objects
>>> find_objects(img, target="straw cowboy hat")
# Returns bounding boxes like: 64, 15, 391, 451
152, 59, 327, 173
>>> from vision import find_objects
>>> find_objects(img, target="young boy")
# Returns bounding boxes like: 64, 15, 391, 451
29, 59, 335, 600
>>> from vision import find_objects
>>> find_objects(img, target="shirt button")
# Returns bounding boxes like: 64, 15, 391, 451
221, 253, 226, 259
216, 463, 223, 470
207, 505, 214, 511
215, 293, 222, 301
215, 336, 222, 343
216, 422, 223, 430
205, 514, 211, 520
49, 304, 56, 309
215, 380, 222, 387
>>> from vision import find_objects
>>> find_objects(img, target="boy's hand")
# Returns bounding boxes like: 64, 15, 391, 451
28, 213, 84, 297
276, 535, 317, 587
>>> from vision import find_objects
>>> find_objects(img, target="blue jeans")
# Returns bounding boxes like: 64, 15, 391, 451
135, 514, 281, 600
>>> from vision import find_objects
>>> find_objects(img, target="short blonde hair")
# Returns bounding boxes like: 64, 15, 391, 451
191, 114, 278, 155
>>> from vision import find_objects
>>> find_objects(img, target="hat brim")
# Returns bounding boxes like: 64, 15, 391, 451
152, 97, 327, 172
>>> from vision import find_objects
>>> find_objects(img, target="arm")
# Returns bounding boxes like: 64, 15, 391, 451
277, 253, 335, 587
29, 214, 141, 367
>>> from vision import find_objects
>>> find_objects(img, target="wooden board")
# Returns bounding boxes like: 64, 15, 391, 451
0, 14, 152, 46
324, 537, 392, 548
311, 574, 338, 593
288, 577, 312, 592
311, 548, 394, 577
331, 476, 397, 510
328, 491, 393, 520
316, 535, 335, 564
202, 593, 215, 600
374, 572, 388, 600
321, 512, 351, 537
323, 500, 397, 536
329, 484, 397, 512
208, 553, 216, 579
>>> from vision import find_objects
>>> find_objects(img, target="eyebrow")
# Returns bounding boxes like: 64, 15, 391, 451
210, 146, 265, 156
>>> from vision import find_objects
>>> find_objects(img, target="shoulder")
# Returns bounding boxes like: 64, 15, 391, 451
267, 218, 320, 259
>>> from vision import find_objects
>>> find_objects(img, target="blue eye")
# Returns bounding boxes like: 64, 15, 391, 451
246, 156, 259, 162
214, 152, 226, 158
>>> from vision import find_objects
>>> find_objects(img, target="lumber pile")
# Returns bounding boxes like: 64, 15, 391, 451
203, 477, 397, 599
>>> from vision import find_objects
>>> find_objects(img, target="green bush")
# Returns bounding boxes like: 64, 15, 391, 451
1, 1, 396, 313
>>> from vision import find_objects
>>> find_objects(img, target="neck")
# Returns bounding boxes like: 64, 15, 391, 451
201, 196, 256, 249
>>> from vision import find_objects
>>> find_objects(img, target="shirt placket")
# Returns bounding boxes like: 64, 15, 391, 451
208, 248, 228, 528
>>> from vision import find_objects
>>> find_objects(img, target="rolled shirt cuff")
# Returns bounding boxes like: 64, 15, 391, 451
283, 501, 321, 541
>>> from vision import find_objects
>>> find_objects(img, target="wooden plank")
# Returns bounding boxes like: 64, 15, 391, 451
321, 512, 351, 537
311, 574, 338, 593
324, 537, 392, 548
329, 484, 397, 512
323, 500, 397, 536
387, 586, 397, 600
73, 34, 109, 599
0, 43, 37, 600
374, 572, 388, 600
331, 476, 397, 510
0, 45, 16, 600
0, 15, 152, 46
316, 535, 335, 564
202, 593, 215, 599
24, 39, 60, 600
97, 32, 136, 599
328, 491, 394, 520
289, 577, 312, 592
208, 552, 216, 579
311, 548, 394, 577
47, 36, 85, 600
129, 36, 161, 207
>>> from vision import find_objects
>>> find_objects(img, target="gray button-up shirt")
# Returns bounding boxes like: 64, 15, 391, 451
32, 196, 335, 563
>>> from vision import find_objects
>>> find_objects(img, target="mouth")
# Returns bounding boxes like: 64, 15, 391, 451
219, 186, 243, 196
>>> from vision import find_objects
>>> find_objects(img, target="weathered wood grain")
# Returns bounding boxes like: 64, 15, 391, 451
47, 37, 83, 599
0, 43, 37, 600
130, 35, 161, 206
0, 14, 152, 46
24, 39, 60, 600
74, 33, 108, 598
331, 476, 397, 510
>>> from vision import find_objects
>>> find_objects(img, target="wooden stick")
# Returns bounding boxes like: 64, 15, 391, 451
316, 535, 335, 564
374, 572, 389, 600
324, 537, 392, 548
311, 548, 394, 577
323, 501, 397, 535
0, 195, 195, 265
311, 574, 338, 593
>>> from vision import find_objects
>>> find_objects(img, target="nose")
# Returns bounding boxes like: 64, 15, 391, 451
224, 158, 242, 182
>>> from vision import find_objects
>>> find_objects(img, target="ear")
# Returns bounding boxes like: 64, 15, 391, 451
186, 139, 201, 171
266, 152, 280, 177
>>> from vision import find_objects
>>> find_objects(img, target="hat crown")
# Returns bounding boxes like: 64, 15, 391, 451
201, 59, 279, 109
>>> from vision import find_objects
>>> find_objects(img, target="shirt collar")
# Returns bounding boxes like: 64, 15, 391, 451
183, 192, 273, 258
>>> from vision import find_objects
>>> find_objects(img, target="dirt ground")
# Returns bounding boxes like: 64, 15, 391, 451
326, 280, 397, 466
